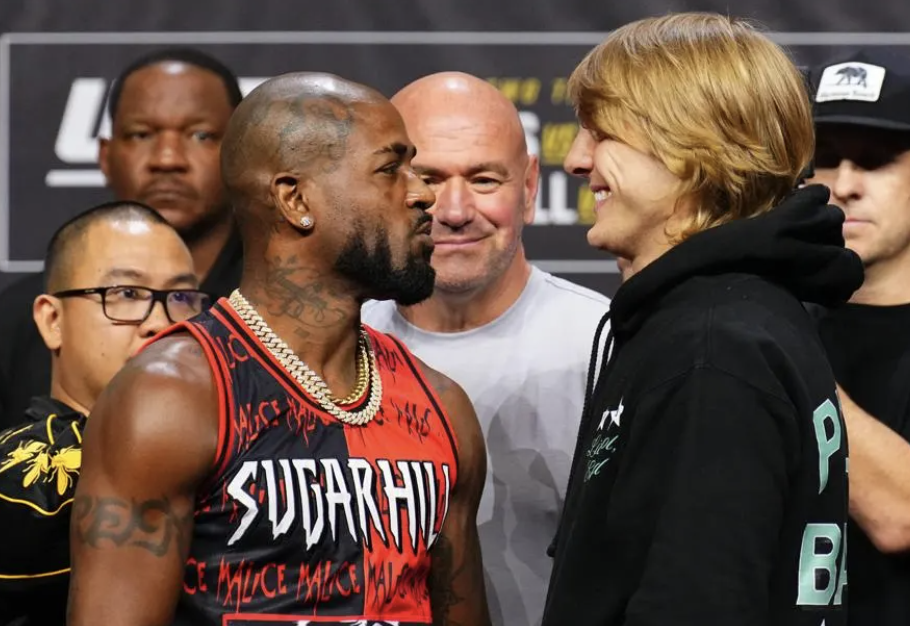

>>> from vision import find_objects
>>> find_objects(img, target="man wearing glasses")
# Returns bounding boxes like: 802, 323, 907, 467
0, 200, 208, 626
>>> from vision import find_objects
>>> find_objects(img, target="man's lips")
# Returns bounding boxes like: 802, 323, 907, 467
433, 238, 482, 247
142, 182, 195, 201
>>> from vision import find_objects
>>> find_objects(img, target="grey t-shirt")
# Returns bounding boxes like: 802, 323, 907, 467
362, 267, 611, 626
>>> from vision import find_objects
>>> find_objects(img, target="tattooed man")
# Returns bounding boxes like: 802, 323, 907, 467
67, 72, 492, 626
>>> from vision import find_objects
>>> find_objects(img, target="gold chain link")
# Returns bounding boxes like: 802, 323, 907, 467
227, 290, 382, 426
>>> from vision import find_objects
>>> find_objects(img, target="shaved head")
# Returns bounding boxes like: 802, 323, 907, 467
221, 72, 386, 215
45, 201, 170, 292
218, 71, 437, 308
386, 71, 538, 297
392, 71, 529, 163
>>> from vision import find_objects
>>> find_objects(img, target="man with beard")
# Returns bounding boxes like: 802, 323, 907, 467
67, 72, 492, 626
0, 48, 243, 428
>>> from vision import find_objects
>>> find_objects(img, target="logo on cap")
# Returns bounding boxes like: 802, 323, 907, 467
816, 62, 886, 103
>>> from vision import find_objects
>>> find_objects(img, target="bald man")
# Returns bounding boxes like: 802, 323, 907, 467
362, 72, 611, 626
67, 72, 491, 626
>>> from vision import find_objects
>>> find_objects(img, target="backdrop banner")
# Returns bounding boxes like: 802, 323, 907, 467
2, 2, 909, 295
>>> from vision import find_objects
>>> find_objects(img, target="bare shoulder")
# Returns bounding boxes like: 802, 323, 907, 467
69, 333, 219, 626
121, 333, 213, 386
98, 334, 214, 413
85, 332, 219, 482
412, 357, 472, 416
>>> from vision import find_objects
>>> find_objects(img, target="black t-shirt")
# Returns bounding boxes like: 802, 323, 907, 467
0, 227, 243, 429
816, 302, 910, 626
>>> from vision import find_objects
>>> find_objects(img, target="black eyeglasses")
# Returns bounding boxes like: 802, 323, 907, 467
53, 285, 212, 324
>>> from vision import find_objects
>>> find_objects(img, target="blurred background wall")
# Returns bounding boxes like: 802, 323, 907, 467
2, 0, 909, 296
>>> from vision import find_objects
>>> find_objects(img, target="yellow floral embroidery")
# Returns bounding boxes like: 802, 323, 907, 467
22, 450, 51, 489
49, 447, 81, 495
0, 440, 48, 475
1, 439, 81, 495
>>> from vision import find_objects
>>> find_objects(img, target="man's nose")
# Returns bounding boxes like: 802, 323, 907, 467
138, 299, 173, 339
564, 128, 596, 179
407, 169, 436, 212
431, 178, 474, 228
148, 132, 190, 172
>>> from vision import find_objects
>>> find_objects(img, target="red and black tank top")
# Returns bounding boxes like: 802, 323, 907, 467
148, 299, 459, 626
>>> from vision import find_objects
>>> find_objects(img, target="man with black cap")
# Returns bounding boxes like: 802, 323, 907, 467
808, 48, 910, 626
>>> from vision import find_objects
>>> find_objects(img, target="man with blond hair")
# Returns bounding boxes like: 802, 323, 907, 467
543, 12, 863, 626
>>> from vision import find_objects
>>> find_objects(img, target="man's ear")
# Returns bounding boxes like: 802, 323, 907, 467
98, 137, 112, 186
523, 154, 540, 225
33, 294, 63, 352
270, 172, 315, 233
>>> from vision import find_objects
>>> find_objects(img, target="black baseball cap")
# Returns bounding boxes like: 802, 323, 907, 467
808, 48, 910, 132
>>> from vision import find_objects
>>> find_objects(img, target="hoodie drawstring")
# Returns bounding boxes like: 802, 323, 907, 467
547, 310, 614, 557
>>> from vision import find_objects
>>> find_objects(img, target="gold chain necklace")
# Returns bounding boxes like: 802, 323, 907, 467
228, 289, 382, 426
332, 333, 369, 405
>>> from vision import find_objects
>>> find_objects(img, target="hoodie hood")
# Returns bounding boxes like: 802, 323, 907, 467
610, 184, 864, 337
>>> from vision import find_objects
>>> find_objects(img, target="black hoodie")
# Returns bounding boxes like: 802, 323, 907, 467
542, 185, 864, 626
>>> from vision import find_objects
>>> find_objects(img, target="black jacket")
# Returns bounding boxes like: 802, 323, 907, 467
0, 396, 86, 626
0, 226, 243, 429
542, 185, 864, 626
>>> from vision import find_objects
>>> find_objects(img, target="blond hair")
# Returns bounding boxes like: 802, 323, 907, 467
568, 12, 814, 241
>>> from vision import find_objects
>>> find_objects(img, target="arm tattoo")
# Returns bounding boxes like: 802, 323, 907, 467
72, 495, 193, 558
416, 362, 455, 398
428, 533, 466, 626
433, 376, 455, 396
